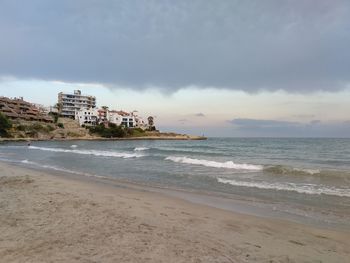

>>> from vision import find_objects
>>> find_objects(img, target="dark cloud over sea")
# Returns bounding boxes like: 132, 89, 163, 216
0, 0, 349, 92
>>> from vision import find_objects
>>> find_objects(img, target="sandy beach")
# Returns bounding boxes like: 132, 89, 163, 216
0, 161, 349, 263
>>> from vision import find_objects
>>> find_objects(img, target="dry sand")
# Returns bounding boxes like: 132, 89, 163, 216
0, 162, 349, 263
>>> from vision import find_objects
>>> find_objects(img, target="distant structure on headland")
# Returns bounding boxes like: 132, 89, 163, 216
57, 90, 96, 119
58, 90, 155, 130
0, 96, 53, 122
0, 90, 155, 130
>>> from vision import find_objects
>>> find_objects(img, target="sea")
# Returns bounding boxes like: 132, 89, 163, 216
1, 138, 350, 229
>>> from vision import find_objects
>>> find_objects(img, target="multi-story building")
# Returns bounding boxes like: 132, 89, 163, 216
0, 96, 53, 122
108, 110, 136, 128
75, 107, 151, 129
58, 90, 96, 118
76, 108, 99, 126
97, 108, 109, 122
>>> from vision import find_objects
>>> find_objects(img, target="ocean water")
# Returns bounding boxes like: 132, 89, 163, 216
1, 138, 350, 229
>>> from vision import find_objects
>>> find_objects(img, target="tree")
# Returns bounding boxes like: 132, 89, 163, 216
0, 112, 12, 137
54, 103, 63, 114
147, 116, 156, 131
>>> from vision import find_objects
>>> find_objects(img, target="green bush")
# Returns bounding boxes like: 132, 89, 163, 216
15, 123, 54, 134
130, 128, 145, 137
0, 112, 12, 137
30, 123, 45, 131
16, 124, 26, 131
88, 123, 126, 138
134, 128, 145, 133
67, 131, 80, 137
57, 123, 64, 129
49, 112, 59, 123
26, 123, 52, 133
26, 130, 38, 137
46, 125, 55, 132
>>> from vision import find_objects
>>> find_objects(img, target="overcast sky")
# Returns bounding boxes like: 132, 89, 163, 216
0, 0, 350, 137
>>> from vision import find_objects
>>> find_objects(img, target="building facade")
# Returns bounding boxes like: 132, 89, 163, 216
108, 110, 136, 128
76, 108, 99, 126
58, 90, 96, 118
75, 107, 150, 129
0, 96, 53, 122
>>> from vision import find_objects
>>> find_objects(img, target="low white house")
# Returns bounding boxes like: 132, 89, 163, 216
75, 108, 99, 126
108, 110, 135, 128
134, 115, 147, 130
75, 107, 150, 129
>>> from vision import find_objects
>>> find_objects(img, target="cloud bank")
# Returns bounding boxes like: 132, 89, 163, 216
0, 0, 349, 92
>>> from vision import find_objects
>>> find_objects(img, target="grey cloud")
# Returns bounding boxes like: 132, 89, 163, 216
0, 0, 350, 92
194, 113, 205, 117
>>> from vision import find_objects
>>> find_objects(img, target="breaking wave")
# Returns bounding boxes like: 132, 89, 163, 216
165, 156, 263, 171
28, 146, 144, 158
134, 147, 150, 151
20, 160, 108, 179
264, 165, 321, 176
217, 178, 350, 197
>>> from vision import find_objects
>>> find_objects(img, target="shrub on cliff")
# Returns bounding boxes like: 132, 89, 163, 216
0, 112, 12, 137
88, 123, 126, 138
126, 127, 145, 137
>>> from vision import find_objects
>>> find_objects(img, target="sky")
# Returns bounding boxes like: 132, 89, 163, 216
0, 0, 350, 137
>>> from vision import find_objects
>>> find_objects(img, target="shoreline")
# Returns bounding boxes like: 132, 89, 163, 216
14, 159, 349, 232
0, 135, 207, 142
1, 161, 349, 262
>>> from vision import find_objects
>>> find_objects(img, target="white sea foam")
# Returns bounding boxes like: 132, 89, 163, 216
28, 146, 144, 158
20, 159, 107, 178
134, 147, 149, 151
217, 178, 350, 197
165, 156, 263, 171
70, 145, 78, 148
292, 168, 321, 175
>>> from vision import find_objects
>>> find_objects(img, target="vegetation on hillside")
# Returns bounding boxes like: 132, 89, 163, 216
0, 115, 154, 140
0, 112, 12, 137
15, 123, 55, 138
87, 123, 145, 138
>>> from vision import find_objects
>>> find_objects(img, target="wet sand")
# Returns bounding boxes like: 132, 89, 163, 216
0, 161, 349, 262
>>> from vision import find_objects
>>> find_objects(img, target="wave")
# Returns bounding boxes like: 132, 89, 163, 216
165, 156, 263, 171
134, 147, 149, 151
264, 165, 321, 176
70, 145, 78, 148
217, 178, 350, 197
28, 146, 144, 158
20, 160, 108, 179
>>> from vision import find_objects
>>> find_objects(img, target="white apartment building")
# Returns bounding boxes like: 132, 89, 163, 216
76, 108, 99, 126
75, 107, 150, 129
108, 110, 135, 128
58, 90, 96, 118
134, 115, 147, 130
